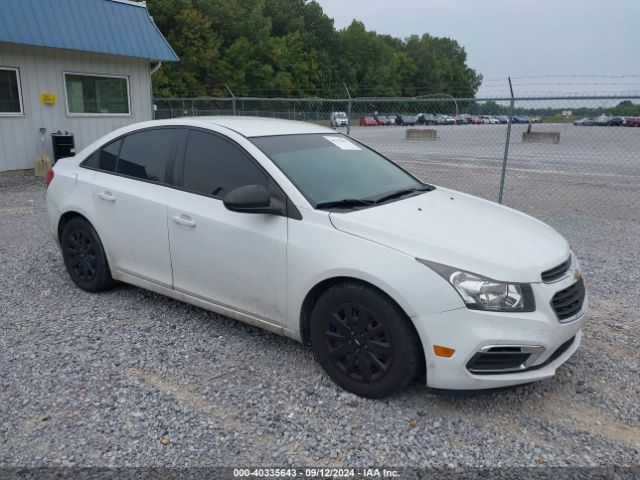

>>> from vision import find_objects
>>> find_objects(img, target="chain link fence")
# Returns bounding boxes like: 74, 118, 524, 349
153, 95, 640, 236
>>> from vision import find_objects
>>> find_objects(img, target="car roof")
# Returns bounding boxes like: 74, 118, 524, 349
147, 116, 334, 138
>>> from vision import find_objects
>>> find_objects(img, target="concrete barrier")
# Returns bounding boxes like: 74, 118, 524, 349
522, 131, 560, 144
406, 129, 436, 141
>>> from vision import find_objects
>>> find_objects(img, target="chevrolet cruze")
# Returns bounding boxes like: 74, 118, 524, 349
45, 117, 587, 398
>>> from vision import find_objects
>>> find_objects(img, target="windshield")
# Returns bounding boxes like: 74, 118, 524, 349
250, 133, 426, 207
334, 113, 347, 119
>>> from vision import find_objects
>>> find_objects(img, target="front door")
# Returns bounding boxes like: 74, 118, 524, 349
167, 129, 287, 326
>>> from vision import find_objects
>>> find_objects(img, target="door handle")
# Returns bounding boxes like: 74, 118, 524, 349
172, 214, 196, 228
98, 191, 116, 202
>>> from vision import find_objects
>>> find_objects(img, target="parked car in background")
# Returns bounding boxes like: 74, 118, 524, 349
623, 116, 640, 127
46, 116, 587, 398
607, 116, 625, 126
495, 115, 509, 124
512, 116, 530, 124
470, 116, 483, 125
374, 114, 392, 125
481, 116, 500, 125
434, 114, 455, 125
395, 114, 418, 126
573, 118, 596, 126
330, 112, 349, 127
359, 116, 379, 127
594, 115, 610, 126
531, 116, 543, 123
387, 114, 399, 125
416, 113, 437, 125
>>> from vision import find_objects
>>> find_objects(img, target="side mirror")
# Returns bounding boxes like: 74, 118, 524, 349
223, 184, 285, 215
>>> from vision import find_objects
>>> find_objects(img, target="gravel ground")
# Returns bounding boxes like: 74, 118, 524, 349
1, 164, 639, 469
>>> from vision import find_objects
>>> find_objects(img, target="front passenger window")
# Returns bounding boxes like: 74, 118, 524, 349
182, 130, 269, 197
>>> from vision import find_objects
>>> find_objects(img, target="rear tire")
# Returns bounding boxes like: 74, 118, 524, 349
61, 217, 116, 292
310, 282, 423, 398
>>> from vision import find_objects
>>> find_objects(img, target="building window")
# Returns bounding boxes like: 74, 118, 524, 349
64, 73, 130, 115
0, 67, 23, 115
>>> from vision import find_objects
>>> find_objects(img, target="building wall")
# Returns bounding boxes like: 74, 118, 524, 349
0, 43, 153, 172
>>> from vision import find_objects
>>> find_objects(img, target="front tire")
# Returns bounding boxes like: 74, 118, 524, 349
61, 217, 116, 292
310, 282, 423, 398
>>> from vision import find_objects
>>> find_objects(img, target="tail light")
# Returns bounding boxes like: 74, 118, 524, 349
44, 168, 54, 189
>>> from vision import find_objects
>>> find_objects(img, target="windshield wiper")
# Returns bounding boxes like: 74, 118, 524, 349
315, 198, 376, 210
316, 185, 434, 210
370, 184, 434, 205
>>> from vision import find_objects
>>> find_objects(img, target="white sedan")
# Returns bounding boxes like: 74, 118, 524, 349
46, 117, 587, 398
482, 116, 500, 124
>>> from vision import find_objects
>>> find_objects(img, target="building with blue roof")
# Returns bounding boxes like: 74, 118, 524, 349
0, 0, 178, 172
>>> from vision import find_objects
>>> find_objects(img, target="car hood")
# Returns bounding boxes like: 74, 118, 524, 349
329, 187, 570, 283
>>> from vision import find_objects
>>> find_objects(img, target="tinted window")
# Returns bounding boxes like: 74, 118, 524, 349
182, 130, 268, 197
84, 139, 122, 172
116, 129, 176, 182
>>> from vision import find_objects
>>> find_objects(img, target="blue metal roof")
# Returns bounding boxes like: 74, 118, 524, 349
0, 0, 178, 62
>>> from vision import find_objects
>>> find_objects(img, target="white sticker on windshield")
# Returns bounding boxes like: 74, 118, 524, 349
323, 136, 362, 151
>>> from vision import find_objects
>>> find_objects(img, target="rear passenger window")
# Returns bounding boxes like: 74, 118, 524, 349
83, 139, 121, 172
116, 129, 176, 183
183, 130, 268, 197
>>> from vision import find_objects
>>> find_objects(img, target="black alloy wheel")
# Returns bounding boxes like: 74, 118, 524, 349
61, 217, 116, 292
310, 282, 423, 398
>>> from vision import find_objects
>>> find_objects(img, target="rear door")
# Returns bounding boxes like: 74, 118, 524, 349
89, 128, 180, 287
167, 128, 287, 327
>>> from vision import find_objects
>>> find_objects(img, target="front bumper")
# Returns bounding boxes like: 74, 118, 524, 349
411, 275, 587, 390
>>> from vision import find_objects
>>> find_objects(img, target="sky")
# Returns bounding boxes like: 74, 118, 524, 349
314, 0, 640, 97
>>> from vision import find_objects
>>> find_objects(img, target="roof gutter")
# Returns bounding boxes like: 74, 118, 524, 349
111, 0, 147, 7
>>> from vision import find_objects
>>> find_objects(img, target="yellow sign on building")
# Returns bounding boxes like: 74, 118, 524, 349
40, 93, 57, 105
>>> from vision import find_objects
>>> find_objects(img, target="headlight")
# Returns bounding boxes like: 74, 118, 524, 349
417, 259, 535, 312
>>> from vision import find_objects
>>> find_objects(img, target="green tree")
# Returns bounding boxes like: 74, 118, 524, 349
154, 9, 222, 96
338, 21, 398, 96
404, 34, 481, 98
610, 100, 640, 116
194, 0, 271, 46
148, 0, 482, 99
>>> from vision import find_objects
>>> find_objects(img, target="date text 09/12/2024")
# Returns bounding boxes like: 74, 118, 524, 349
232, 468, 400, 478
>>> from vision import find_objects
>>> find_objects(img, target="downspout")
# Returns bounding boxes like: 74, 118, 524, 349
150, 61, 162, 119
151, 61, 162, 76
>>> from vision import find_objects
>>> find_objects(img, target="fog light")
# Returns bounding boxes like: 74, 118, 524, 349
433, 345, 456, 358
